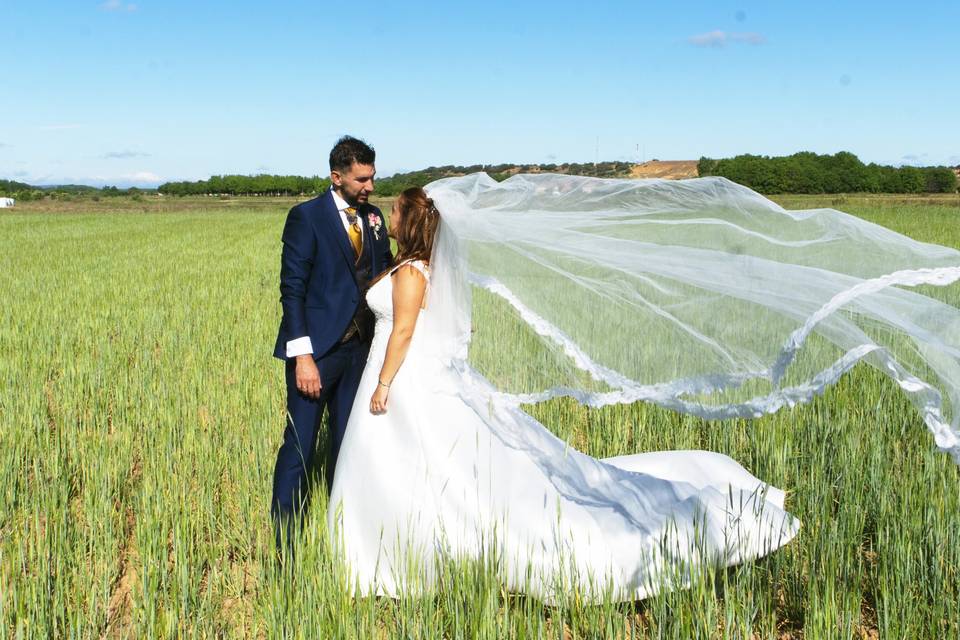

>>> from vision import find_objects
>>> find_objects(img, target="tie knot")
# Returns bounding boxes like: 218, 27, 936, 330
345, 206, 358, 224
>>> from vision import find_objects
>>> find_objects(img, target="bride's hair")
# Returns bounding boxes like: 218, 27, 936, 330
392, 187, 441, 266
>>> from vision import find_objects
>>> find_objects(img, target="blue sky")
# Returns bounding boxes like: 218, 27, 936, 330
1, 0, 957, 186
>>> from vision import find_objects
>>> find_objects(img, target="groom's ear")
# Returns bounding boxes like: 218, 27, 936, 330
330, 170, 342, 187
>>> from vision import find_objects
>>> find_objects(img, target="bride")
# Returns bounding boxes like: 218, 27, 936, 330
329, 171, 960, 602
327, 180, 804, 603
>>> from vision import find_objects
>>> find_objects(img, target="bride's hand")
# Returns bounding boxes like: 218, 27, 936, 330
370, 383, 390, 414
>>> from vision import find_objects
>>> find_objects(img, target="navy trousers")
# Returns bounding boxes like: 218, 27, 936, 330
270, 336, 369, 551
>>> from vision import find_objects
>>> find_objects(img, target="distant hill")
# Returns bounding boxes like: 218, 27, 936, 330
3, 163, 700, 200
6, 156, 956, 198
629, 161, 699, 180
0, 179, 153, 201
38, 184, 101, 194
375, 161, 637, 194
373, 160, 697, 195
0, 179, 33, 193
154, 155, 956, 197
155, 162, 682, 197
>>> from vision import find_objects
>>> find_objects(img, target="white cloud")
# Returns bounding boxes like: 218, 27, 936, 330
688, 30, 766, 48
100, 0, 137, 12
900, 153, 928, 166
103, 150, 151, 159
737, 33, 766, 45
689, 30, 726, 47
25, 170, 163, 187
125, 171, 162, 183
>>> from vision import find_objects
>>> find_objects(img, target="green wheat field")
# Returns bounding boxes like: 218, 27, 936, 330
2, 192, 959, 638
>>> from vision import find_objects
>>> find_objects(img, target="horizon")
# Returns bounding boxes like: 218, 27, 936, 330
8, 154, 960, 191
2, 1, 958, 188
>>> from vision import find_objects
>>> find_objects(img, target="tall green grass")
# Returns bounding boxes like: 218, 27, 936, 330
1, 198, 958, 638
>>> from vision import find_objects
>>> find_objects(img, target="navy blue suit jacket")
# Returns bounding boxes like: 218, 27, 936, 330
273, 189, 393, 361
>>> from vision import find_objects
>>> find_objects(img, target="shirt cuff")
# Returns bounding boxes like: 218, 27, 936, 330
285, 336, 314, 358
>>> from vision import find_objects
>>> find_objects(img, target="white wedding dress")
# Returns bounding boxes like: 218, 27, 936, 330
327, 258, 799, 603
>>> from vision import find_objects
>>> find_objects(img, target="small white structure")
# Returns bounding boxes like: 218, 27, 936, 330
0, 198, 14, 208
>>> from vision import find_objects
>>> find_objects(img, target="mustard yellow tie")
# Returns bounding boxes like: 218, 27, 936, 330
345, 207, 362, 259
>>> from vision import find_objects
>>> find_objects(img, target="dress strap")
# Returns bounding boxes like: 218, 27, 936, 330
390, 259, 430, 281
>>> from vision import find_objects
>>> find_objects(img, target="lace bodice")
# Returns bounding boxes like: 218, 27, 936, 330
366, 260, 430, 321
365, 260, 431, 356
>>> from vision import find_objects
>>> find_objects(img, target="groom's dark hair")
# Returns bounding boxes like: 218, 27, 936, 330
329, 135, 376, 173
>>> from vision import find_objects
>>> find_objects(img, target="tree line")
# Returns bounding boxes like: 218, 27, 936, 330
377, 161, 641, 195
0, 180, 154, 201
154, 162, 639, 198
5, 155, 956, 201
158, 155, 957, 198
0, 179, 41, 201
698, 152, 957, 194
158, 174, 330, 197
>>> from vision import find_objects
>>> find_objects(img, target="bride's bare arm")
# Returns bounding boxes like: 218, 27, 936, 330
369, 264, 427, 414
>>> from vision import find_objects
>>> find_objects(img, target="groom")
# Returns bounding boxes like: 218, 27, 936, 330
270, 135, 393, 551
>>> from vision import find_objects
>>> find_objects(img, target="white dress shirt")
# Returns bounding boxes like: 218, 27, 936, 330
331, 188, 361, 234
285, 188, 362, 358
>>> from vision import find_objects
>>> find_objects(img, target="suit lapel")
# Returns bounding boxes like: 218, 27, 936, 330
321, 189, 358, 275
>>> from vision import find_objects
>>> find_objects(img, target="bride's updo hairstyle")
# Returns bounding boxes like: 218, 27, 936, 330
392, 186, 441, 265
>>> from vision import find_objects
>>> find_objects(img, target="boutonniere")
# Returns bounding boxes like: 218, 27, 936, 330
367, 213, 383, 240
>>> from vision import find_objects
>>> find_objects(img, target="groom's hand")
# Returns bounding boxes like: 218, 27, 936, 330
295, 355, 322, 399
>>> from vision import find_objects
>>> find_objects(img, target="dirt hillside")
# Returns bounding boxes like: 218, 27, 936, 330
629, 161, 700, 179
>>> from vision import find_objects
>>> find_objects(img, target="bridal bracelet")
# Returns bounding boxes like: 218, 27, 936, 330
378, 379, 391, 389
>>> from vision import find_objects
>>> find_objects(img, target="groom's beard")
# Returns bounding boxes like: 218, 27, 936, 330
335, 186, 369, 207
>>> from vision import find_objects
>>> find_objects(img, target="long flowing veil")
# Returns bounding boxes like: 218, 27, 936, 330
422, 173, 960, 463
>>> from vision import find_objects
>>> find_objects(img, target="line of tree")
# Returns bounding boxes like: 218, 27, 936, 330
698, 152, 958, 194
156, 162, 638, 198
0, 179, 32, 192
0, 179, 39, 201
158, 174, 331, 197
0, 180, 134, 201
9, 155, 957, 201
374, 162, 637, 196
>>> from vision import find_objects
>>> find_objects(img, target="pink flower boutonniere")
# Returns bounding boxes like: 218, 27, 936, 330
368, 213, 383, 240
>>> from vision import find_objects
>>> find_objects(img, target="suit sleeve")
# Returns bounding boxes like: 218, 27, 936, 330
279, 204, 315, 356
